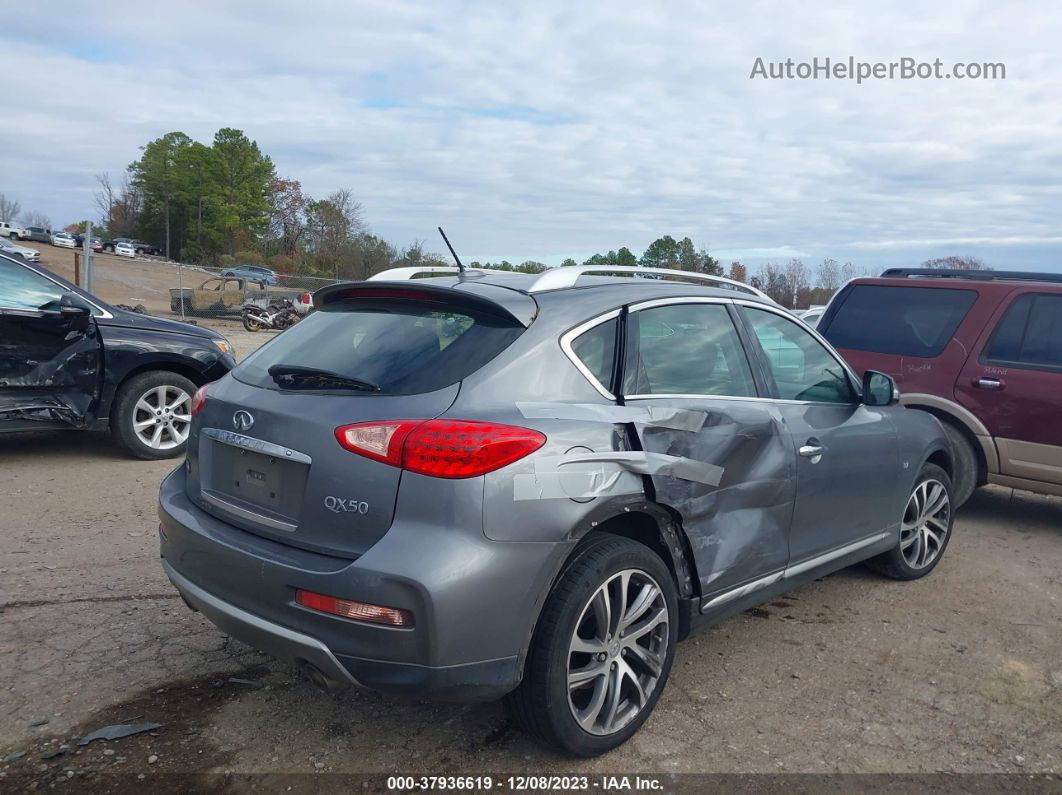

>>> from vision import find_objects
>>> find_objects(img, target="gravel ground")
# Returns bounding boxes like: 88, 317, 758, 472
0, 425, 1059, 791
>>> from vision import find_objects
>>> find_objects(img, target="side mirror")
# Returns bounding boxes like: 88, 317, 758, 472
59, 291, 93, 316
863, 370, 899, 406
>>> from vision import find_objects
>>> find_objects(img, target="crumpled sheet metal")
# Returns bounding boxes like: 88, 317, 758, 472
0, 397, 88, 427
517, 402, 708, 432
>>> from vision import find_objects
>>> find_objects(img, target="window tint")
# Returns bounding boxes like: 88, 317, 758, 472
0, 258, 64, 310
823, 285, 977, 357
624, 303, 755, 397
233, 299, 523, 395
570, 317, 617, 392
985, 294, 1062, 369
745, 307, 855, 404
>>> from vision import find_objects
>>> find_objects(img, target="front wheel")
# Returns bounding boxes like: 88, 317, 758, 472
867, 463, 954, 580
506, 535, 678, 757
111, 371, 197, 460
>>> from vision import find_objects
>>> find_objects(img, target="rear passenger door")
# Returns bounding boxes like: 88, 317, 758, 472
738, 303, 900, 566
622, 298, 796, 600
957, 291, 1062, 486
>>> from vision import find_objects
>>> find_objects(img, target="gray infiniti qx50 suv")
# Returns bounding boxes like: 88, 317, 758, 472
158, 265, 955, 756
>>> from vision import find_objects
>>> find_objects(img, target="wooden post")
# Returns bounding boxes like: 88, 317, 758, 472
74, 251, 80, 286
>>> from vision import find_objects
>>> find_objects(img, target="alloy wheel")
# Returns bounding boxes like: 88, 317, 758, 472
900, 478, 951, 569
132, 384, 192, 450
567, 569, 670, 736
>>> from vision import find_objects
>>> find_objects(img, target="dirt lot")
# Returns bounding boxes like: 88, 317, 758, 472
1, 248, 1060, 790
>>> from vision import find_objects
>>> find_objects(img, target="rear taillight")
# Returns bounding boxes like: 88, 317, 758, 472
190, 385, 208, 416
300, 293, 311, 303
334, 419, 545, 478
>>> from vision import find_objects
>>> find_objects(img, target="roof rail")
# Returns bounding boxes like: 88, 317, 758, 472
367, 266, 523, 281
880, 268, 1062, 284
527, 265, 773, 301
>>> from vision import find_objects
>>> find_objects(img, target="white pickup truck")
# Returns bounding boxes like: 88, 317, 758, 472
0, 220, 24, 239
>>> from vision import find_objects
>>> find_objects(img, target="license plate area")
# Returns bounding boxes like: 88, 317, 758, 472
202, 436, 309, 529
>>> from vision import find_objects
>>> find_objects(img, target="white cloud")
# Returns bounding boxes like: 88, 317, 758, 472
1, 0, 1061, 270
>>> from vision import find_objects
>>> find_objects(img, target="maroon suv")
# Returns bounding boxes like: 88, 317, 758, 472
818, 268, 1062, 504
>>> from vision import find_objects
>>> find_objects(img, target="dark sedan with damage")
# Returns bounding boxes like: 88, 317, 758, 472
0, 254, 235, 458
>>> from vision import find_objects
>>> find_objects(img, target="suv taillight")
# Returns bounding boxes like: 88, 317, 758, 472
301, 293, 312, 303
335, 419, 545, 478
191, 385, 208, 416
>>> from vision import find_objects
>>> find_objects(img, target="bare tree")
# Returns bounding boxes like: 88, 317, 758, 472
0, 194, 20, 223
94, 173, 115, 230
817, 258, 841, 290
784, 258, 810, 306
22, 211, 52, 230
921, 255, 989, 270
840, 261, 859, 283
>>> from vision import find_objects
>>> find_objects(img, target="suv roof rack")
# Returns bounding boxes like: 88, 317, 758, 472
880, 268, 1062, 284
367, 266, 523, 281
369, 263, 774, 302
527, 265, 772, 300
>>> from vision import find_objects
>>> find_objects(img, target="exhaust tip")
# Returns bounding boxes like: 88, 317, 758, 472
298, 661, 347, 695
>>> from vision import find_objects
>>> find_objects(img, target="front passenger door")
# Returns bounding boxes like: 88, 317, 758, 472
0, 258, 102, 426
739, 305, 900, 565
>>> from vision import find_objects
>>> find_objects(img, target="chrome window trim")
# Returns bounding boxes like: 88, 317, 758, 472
623, 394, 852, 407
627, 295, 733, 313
558, 309, 621, 400
1, 256, 114, 318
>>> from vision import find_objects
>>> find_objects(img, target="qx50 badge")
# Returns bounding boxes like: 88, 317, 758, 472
325, 496, 370, 515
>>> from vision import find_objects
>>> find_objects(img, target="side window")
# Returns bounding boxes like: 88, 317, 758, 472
984, 294, 1062, 369
570, 317, 617, 392
0, 258, 64, 311
745, 307, 855, 404
624, 303, 756, 397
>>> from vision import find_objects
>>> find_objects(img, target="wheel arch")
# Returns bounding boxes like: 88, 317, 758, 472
901, 393, 994, 482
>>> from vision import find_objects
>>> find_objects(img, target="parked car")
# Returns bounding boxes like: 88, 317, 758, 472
0, 254, 235, 458
0, 220, 24, 239
114, 241, 136, 258
219, 264, 279, 285
103, 238, 163, 255
72, 234, 105, 252
797, 306, 826, 328
20, 226, 52, 243
51, 231, 77, 248
0, 239, 40, 262
818, 268, 1062, 505
158, 265, 953, 757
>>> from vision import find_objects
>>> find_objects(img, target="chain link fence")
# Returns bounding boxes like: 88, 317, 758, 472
169, 263, 340, 320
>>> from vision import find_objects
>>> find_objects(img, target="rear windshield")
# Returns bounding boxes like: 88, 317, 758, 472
823, 285, 977, 358
233, 300, 523, 395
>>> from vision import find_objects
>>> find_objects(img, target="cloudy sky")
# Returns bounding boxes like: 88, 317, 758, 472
2, 1, 1061, 270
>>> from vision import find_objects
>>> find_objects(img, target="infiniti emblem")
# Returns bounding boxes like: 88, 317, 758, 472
232, 410, 255, 432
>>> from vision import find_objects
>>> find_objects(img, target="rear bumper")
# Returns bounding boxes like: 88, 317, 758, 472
158, 466, 569, 700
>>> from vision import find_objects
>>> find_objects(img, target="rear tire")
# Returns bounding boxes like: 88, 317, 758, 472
941, 422, 978, 506
111, 371, 197, 460
506, 535, 678, 757
867, 463, 954, 581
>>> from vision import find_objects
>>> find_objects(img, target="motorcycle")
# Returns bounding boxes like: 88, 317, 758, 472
242, 298, 301, 332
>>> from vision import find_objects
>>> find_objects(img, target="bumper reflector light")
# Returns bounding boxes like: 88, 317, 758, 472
295, 589, 414, 627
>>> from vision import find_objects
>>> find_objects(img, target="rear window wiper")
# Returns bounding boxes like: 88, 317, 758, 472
267, 364, 380, 392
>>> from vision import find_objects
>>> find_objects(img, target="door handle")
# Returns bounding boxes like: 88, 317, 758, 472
974, 377, 1004, 390
799, 440, 824, 461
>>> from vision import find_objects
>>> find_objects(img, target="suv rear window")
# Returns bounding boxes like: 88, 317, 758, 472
233, 300, 523, 395
824, 285, 977, 358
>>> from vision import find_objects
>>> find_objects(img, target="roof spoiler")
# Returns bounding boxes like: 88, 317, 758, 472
312, 281, 533, 326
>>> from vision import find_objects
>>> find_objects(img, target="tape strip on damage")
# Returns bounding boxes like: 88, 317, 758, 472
511, 451, 724, 501
516, 402, 708, 432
